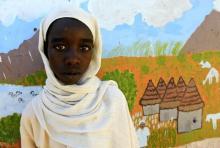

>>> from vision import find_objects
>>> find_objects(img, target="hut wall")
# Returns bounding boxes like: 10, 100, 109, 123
160, 108, 177, 122
143, 104, 159, 116
178, 109, 202, 133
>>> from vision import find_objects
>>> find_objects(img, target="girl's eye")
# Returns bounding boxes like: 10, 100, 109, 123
80, 45, 92, 52
54, 45, 66, 51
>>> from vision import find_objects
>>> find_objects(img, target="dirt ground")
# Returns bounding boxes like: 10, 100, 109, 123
176, 138, 220, 148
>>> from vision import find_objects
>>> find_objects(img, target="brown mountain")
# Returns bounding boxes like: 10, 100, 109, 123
0, 31, 44, 81
182, 10, 220, 53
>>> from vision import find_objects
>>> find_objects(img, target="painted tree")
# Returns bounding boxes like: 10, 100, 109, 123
0, 113, 21, 144
102, 69, 137, 111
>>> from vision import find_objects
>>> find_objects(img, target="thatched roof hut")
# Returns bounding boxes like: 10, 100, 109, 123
140, 80, 161, 105
177, 76, 187, 100
179, 78, 204, 112
160, 77, 179, 109
156, 77, 166, 99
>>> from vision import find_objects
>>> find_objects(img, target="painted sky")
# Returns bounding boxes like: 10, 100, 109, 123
0, 0, 219, 53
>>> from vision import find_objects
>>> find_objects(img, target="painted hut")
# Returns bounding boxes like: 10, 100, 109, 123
160, 77, 179, 122
140, 80, 161, 116
156, 77, 166, 99
177, 76, 187, 100
178, 78, 204, 133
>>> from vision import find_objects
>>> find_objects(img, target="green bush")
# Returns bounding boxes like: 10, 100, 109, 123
102, 69, 137, 111
192, 51, 217, 63
177, 53, 186, 63
16, 70, 47, 86
148, 127, 176, 148
141, 65, 150, 74
202, 51, 214, 60
157, 56, 166, 66
192, 53, 202, 62
0, 113, 21, 144
26, 75, 36, 85
34, 70, 47, 85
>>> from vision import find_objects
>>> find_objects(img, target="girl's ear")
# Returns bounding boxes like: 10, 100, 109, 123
44, 41, 49, 59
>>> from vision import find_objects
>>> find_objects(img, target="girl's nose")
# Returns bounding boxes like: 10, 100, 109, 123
65, 57, 80, 66
64, 49, 80, 66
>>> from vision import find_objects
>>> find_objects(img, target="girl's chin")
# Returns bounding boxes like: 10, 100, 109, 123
59, 75, 81, 85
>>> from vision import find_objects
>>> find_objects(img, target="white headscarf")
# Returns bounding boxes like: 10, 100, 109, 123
39, 7, 102, 88
31, 7, 121, 147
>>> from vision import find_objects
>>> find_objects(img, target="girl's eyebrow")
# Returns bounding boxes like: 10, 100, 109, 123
50, 38, 93, 44
81, 38, 93, 43
51, 38, 65, 43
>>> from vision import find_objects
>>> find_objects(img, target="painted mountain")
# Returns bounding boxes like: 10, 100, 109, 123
0, 31, 44, 81
182, 10, 220, 53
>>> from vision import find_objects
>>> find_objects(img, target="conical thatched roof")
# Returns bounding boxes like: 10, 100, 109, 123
140, 80, 161, 105
177, 76, 187, 100
160, 77, 179, 109
156, 77, 166, 99
179, 78, 204, 112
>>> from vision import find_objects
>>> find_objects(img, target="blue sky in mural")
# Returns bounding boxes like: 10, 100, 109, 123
101, 0, 213, 50
0, 0, 215, 53
0, 18, 42, 53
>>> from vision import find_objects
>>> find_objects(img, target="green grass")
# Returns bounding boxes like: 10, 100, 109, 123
171, 41, 183, 56
0, 113, 21, 144
105, 40, 183, 57
154, 41, 169, 56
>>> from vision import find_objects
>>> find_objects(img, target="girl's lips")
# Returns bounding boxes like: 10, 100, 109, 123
63, 72, 81, 76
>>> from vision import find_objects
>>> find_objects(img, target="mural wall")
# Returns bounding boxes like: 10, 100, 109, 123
0, 0, 220, 147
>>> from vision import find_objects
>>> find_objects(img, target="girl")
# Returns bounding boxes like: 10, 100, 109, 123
20, 7, 138, 148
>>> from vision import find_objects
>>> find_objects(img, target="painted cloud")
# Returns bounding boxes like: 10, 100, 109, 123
214, 0, 220, 12
0, 0, 87, 26
0, 0, 192, 30
88, 0, 192, 30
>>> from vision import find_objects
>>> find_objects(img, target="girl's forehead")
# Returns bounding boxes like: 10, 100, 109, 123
46, 18, 93, 40
49, 18, 90, 31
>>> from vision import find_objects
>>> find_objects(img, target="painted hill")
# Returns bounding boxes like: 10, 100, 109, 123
0, 31, 44, 81
182, 10, 220, 53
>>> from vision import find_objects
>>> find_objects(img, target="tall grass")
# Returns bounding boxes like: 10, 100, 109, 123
132, 113, 176, 148
154, 41, 169, 56
105, 40, 183, 58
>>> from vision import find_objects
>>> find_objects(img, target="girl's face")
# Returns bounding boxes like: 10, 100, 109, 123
45, 18, 93, 85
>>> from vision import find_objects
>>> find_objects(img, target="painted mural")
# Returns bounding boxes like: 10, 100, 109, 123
0, 0, 220, 147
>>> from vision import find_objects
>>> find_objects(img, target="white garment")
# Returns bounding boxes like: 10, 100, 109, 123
20, 7, 138, 148
20, 84, 138, 148
136, 127, 150, 147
